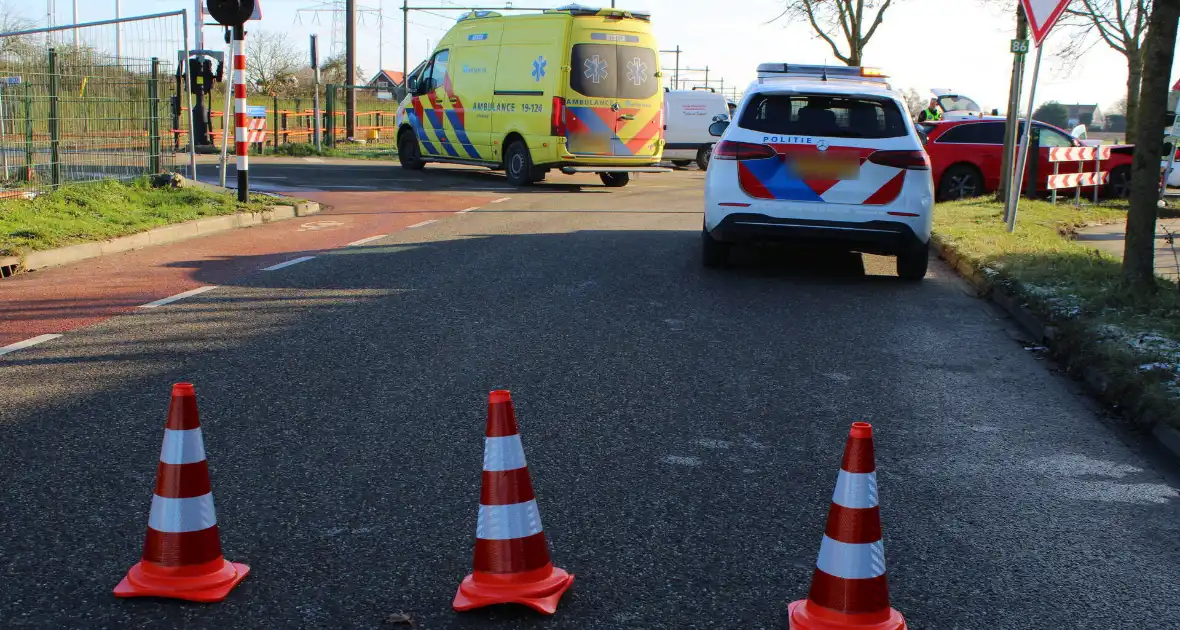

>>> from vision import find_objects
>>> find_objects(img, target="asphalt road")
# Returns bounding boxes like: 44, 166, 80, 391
3, 162, 1180, 629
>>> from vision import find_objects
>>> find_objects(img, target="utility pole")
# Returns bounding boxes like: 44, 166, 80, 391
999, 6, 1028, 205
115, 0, 122, 64
71, 1, 77, 47
311, 34, 322, 152
378, 0, 384, 71
659, 46, 681, 90
346, 0, 357, 138
194, 0, 205, 51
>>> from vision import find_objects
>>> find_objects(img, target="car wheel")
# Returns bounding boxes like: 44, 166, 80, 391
504, 140, 534, 187
696, 144, 713, 171
398, 132, 426, 170
702, 228, 730, 268
531, 168, 549, 183
1106, 165, 1131, 199
896, 243, 930, 281
671, 160, 692, 168
938, 164, 982, 200
600, 172, 630, 187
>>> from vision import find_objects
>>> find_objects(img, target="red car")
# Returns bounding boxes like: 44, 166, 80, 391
917, 118, 1133, 200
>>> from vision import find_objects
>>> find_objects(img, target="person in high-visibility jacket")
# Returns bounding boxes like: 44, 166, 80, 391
917, 97, 942, 122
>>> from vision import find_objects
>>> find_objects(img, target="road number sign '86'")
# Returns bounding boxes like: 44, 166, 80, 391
1011, 39, 1030, 54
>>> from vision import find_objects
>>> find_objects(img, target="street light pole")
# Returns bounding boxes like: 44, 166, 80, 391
402, 0, 409, 93
346, 0, 357, 138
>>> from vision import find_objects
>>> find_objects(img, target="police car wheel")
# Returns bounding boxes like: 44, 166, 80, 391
398, 133, 425, 171
896, 243, 930, 281
701, 228, 730, 268
600, 172, 630, 188
504, 141, 534, 187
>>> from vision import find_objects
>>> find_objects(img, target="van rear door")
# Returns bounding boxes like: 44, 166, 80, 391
565, 20, 661, 157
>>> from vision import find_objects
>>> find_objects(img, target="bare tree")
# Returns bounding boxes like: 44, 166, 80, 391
320, 54, 365, 87
900, 87, 925, 119
246, 31, 302, 97
1057, 0, 1151, 143
1123, 0, 1179, 291
772, 0, 897, 66
0, 2, 36, 57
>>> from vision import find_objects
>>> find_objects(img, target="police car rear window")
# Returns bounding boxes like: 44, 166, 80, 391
570, 44, 658, 100
739, 93, 907, 139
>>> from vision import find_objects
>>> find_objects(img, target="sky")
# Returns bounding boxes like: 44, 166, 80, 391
28, 0, 1180, 115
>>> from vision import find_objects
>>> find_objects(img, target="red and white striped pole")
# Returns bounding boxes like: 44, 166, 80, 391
232, 25, 249, 202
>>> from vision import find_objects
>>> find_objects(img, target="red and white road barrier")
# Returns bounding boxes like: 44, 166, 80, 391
1047, 145, 1112, 204
232, 31, 249, 202
246, 118, 267, 144
1047, 171, 1109, 190
1048, 145, 1113, 162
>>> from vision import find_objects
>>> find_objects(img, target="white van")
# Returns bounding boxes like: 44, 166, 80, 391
663, 88, 730, 170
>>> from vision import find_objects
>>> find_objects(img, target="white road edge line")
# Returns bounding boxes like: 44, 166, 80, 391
261, 256, 317, 271
407, 220, 438, 228
139, 286, 219, 309
347, 234, 388, 246
490, 197, 511, 204
0, 334, 64, 357
457, 206, 480, 214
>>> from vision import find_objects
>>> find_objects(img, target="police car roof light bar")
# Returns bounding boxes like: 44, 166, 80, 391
755, 63, 888, 83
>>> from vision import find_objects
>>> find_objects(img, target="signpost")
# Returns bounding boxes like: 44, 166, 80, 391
1006, 0, 1071, 232
206, 0, 257, 202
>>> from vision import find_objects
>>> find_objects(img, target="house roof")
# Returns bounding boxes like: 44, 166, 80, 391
1064, 104, 1100, 115
368, 70, 405, 86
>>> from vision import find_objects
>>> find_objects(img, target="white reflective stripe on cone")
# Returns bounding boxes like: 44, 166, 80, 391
158, 428, 207, 465
148, 493, 218, 533
483, 434, 527, 472
831, 470, 878, 509
815, 536, 887, 580
476, 499, 543, 540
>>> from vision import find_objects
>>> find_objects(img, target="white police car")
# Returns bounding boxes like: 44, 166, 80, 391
702, 64, 935, 280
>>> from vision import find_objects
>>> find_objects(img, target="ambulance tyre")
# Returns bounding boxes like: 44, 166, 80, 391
504, 141, 535, 187
398, 132, 425, 171
531, 168, 549, 183
600, 172, 630, 187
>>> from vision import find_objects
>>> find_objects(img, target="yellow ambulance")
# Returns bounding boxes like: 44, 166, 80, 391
395, 5, 668, 187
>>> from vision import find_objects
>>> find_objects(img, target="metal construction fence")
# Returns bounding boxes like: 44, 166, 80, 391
0, 11, 189, 196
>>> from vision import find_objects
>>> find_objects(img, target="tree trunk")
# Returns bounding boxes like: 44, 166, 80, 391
1125, 47, 1143, 144
1123, 0, 1180, 291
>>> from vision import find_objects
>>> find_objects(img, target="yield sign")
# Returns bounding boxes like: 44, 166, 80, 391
1019, 0, 1071, 45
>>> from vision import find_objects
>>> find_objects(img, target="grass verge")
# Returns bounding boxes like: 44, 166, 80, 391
0, 177, 275, 257
934, 197, 1180, 430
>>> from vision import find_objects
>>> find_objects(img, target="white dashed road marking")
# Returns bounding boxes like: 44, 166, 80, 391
139, 286, 219, 309
407, 220, 438, 228
490, 197, 511, 204
261, 256, 316, 271
457, 206, 480, 214
0, 334, 64, 357
346, 234, 388, 246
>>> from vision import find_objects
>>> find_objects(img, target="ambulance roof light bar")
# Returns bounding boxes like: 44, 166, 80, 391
756, 63, 889, 83
549, 4, 652, 20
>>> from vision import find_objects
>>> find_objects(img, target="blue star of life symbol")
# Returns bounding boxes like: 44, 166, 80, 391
585, 55, 609, 84
532, 56, 547, 82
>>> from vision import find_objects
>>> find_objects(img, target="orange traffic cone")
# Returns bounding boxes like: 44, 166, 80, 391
453, 390, 574, 614
114, 383, 249, 602
788, 422, 906, 630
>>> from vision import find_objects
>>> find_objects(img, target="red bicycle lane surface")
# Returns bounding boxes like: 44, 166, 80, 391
0, 191, 495, 348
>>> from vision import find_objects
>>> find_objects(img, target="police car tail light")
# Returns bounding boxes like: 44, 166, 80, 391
867, 150, 929, 170
551, 96, 567, 137
714, 141, 777, 161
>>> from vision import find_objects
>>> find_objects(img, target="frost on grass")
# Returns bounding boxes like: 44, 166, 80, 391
1020, 283, 1084, 319
1096, 324, 1180, 397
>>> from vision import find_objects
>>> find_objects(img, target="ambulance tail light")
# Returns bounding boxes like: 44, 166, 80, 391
551, 96, 567, 137
714, 141, 777, 161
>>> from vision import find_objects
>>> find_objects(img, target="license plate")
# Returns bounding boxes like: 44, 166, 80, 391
788, 155, 860, 180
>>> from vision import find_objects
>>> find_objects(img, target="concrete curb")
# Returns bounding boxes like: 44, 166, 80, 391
0, 202, 320, 274
930, 234, 1180, 462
